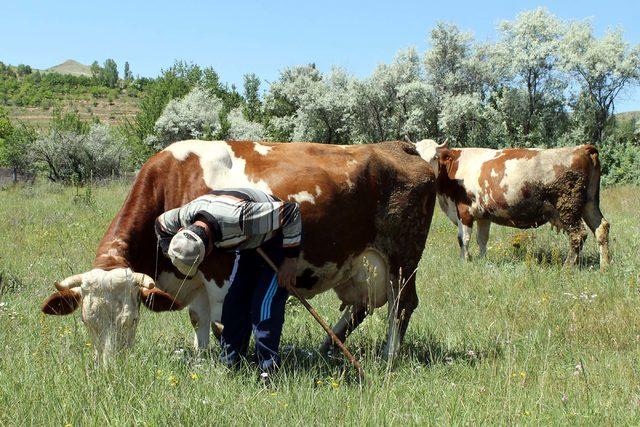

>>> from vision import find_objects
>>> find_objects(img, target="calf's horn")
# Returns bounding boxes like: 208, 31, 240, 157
55, 274, 84, 291
436, 139, 449, 149
132, 272, 155, 289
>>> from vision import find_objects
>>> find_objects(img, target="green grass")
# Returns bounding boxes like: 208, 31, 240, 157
0, 182, 639, 424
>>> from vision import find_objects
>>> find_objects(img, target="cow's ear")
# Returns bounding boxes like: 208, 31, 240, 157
41, 288, 82, 315
439, 152, 454, 177
140, 288, 182, 312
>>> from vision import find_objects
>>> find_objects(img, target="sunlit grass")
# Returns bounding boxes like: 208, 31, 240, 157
0, 182, 638, 424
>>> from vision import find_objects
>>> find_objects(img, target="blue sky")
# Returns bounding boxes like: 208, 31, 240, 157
2, 0, 639, 111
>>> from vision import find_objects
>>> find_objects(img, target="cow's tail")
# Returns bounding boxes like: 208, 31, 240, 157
584, 144, 602, 209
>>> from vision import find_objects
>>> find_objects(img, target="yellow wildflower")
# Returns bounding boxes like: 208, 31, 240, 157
168, 375, 178, 387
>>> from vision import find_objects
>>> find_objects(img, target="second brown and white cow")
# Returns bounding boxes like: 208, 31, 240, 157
41, 140, 437, 363
416, 139, 610, 268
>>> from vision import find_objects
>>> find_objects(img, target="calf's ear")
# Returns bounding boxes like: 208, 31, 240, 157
41, 288, 82, 315
140, 288, 182, 312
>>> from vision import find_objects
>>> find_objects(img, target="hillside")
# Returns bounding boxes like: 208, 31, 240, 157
615, 110, 640, 124
44, 59, 92, 77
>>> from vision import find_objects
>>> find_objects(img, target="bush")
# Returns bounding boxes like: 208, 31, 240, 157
599, 138, 640, 185
146, 86, 223, 150
33, 123, 131, 184
226, 107, 266, 140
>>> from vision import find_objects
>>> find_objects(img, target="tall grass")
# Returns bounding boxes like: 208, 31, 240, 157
0, 183, 638, 424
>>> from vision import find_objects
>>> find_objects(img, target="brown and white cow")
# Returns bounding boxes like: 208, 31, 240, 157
416, 139, 610, 268
41, 140, 437, 363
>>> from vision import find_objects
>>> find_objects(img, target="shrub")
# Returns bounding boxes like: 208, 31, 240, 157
33, 123, 131, 184
599, 138, 640, 185
226, 107, 266, 140
146, 86, 223, 150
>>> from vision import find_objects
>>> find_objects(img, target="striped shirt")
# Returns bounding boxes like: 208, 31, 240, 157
155, 188, 302, 257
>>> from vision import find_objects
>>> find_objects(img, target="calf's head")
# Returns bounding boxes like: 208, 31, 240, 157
415, 139, 448, 175
41, 268, 181, 364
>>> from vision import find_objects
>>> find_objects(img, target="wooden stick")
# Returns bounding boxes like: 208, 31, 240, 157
256, 247, 365, 381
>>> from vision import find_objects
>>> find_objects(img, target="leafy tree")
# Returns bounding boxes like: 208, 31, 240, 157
123, 61, 133, 82
265, 64, 353, 143
425, 22, 486, 98
562, 22, 640, 142
90, 61, 101, 80
102, 59, 119, 88
423, 22, 490, 141
227, 107, 266, 140
16, 64, 32, 76
493, 8, 566, 138
146, 86, 223, 150
33, 111, 129, 183
243, 73, 262, 122
352, 48, 437, 143
0, 108, 37, 181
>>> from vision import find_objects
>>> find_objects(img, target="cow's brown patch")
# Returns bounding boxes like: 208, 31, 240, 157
229, 141, 379, 270
476, 149, 539, 214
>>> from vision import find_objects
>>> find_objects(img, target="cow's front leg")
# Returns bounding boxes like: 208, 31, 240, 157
457, 220, 473, 261
188, 289, 211, 350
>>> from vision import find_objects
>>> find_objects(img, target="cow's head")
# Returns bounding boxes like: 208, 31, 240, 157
41, 268, 181, 364
415, 139, 449, 175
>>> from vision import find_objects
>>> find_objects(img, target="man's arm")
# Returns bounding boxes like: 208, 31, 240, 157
154, 207, 182, 256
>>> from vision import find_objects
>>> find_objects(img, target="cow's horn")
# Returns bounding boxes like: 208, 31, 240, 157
55, 273, 84, 291
132, 272, 155, 289
436, 139, 449, 149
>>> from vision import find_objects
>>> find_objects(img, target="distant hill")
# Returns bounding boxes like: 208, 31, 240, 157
615, 111, 640, 124
44, 59, 92, 77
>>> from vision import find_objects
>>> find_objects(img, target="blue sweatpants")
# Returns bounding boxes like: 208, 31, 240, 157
219, 237, 289, 370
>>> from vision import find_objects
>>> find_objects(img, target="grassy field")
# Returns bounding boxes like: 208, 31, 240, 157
0, 182, 638, 425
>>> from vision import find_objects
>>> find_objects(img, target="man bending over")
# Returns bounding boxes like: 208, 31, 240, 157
155, 188, 301, 372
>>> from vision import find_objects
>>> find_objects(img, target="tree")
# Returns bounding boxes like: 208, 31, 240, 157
243, 73, 262, 122
562, 22, 640, 142
424, 22, 490, 140
265, 65, 354, 143
425, 22, 485, 98
352, 48, 437, 143
0, 108, 37, 182
147, 86, 223, 150
123, 61, 133, 82
102, 59, 119, 88
16, 64, 32, 76
90, 61, 102, 81
227, 107, 266, 140
493, 8, 566, 139
33, 112, 129, 184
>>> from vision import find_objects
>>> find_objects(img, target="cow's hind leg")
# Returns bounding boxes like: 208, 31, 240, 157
565, 223, 588, 267
318, 305, 368, 355
476, 219, 491, 258
583, 203, 611, 269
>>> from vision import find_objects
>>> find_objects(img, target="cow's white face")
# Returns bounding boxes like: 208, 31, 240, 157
41, 268, 180, 364
415, 139, 448, 175
80, 269, 142, 364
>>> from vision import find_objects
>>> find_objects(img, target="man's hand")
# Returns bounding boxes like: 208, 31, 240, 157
278, 257, 298, 290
